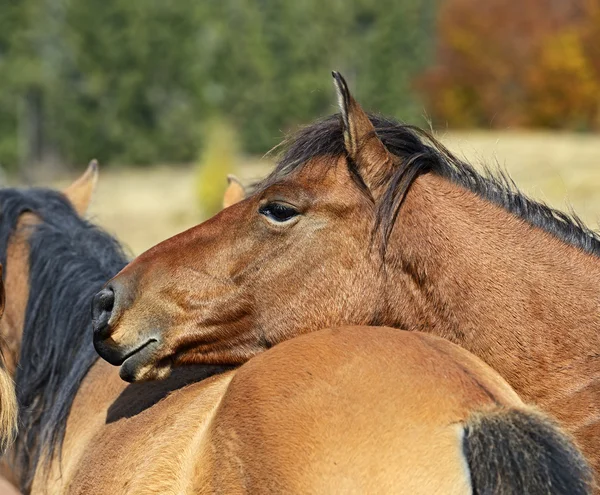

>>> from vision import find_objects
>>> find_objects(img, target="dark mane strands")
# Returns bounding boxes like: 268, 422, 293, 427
0, 188, 128, 492
261, 114, 600, 256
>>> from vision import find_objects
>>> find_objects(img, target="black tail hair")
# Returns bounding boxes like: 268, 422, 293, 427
463, 408, 593, 495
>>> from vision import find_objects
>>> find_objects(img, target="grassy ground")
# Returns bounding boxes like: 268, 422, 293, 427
52, 130, 600, 256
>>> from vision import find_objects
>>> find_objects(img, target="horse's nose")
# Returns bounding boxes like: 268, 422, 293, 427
91, 286, 115, 340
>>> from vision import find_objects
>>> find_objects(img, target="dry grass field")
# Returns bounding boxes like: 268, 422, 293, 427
49, 130, 600, 256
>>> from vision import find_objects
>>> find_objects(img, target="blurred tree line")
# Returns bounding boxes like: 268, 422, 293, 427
0, 0, 435, 174
419, 0, 600, 130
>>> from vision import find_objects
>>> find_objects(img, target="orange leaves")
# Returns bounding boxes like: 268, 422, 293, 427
418, 0, 600, 130
526, 29, 599, 128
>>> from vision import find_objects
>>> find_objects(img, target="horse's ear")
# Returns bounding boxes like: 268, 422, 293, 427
223, 175, 246, 209
332, 71, 393, 193
63, 160, 99, 216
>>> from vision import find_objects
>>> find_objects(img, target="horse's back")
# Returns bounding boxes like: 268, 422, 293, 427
42, 326, 590, 494
36, 362, 236, 494
194, 326, 523, 494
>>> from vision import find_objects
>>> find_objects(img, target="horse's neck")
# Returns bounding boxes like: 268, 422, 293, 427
386, 173, 600, 405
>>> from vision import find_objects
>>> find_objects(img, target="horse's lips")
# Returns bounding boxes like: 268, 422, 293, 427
118, 339, 159, 382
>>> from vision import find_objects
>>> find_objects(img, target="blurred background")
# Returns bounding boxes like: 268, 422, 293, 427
2, 0, 600, 254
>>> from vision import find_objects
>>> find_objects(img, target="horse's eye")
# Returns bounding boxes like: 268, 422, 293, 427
259, 202, 299, 223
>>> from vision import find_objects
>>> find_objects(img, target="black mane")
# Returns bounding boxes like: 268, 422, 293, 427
261, 113, 600, 256
0, 188, 127, 491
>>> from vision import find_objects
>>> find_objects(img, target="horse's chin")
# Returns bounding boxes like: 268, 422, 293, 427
115, 339, 165, 382
120, 358, 172, 382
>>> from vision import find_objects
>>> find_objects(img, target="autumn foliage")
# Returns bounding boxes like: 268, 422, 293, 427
418, 0, 600, 130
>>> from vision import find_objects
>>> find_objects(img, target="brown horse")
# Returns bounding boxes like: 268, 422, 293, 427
93, 72, 600, 478
0, 170, 591, 493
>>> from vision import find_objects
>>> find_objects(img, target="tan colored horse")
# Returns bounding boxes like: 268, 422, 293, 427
0, 171, 590, 493
94, 72, 600, 478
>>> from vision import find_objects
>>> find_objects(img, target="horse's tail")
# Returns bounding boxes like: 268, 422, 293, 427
463, 407, 593, 494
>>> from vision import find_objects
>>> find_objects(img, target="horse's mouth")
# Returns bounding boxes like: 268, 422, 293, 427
119, 338, 160, 382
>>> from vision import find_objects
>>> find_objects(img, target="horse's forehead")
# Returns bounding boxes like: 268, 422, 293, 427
265, 155, 354, 195
302, 154, 348, 178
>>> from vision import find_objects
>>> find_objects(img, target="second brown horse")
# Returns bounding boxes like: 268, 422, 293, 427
94, 72, 600, 479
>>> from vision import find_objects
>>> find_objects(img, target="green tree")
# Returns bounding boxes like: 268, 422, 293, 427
0, 0, 437, 171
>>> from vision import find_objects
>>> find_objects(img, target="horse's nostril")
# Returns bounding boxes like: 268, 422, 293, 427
91, 286, 115, 340
98, 288, 115, 313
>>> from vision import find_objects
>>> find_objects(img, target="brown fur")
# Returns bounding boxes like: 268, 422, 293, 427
0, 266, 19, 494
1, 174, 590, 493
95, 74, 600, 481
21, 326, 596, 493
0, 266, 18, 454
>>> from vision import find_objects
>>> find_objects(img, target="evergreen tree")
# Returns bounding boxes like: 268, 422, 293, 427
0, 0, 437, 170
